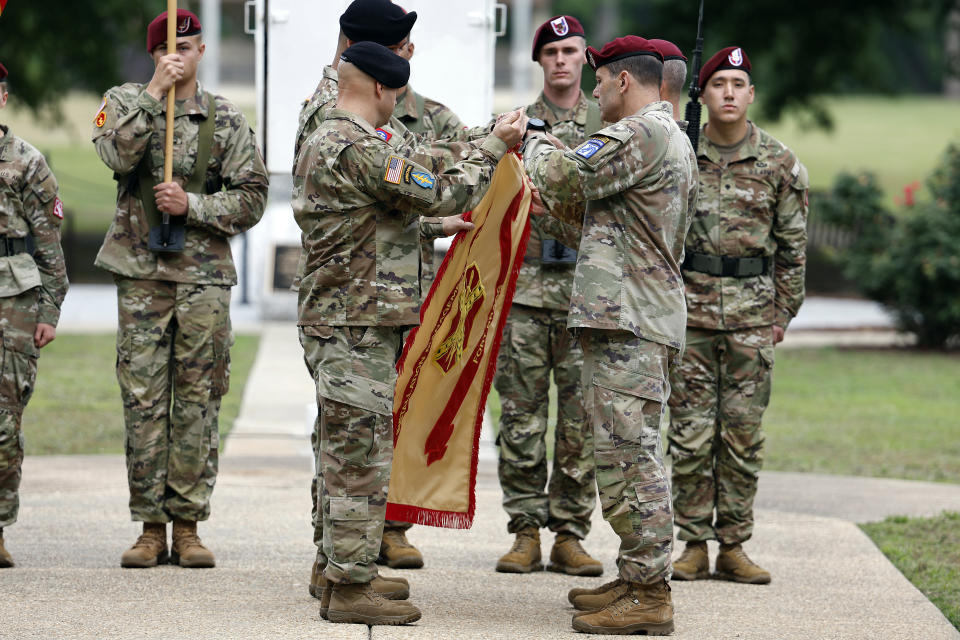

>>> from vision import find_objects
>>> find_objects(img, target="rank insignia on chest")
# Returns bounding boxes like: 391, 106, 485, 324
385, 156, 406, 184
376, 128, 393, 142
575, 136, 609, 159
410, 170, 436, 189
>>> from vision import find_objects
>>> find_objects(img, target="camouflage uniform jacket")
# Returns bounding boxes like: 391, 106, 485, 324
686, 121, 808, 330
292, 108, 507, 327
514, 91, 599, 311
394, 86, 467, 140
93, 83, 268, 285
0, 127, 68, 325
525, 101, 698, 350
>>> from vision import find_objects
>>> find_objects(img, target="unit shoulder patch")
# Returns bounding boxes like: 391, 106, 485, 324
574, 135, 612, 159
384, 156, 406, 184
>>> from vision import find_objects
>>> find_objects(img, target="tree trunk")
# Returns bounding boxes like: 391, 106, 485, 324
946, 0, 960, 98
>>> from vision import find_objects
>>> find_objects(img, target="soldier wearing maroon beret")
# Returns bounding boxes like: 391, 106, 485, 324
524, 34, 698, 635
93, 8, 268, 571
649, 39, 688, 126
668, 46, 808, 587
492, 13, 605, 582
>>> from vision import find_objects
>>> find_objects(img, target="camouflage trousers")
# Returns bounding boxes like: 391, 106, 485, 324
580, 329, 675, 585
115, 277, 232, 523
300, 324, 404, 584
667, 326, 774, 545
0, 290, 40, 528
493, 304, 595, 538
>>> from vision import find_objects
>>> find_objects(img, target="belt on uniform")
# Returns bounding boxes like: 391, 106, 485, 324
0, 236, 29, 257
681, 252, 771, 278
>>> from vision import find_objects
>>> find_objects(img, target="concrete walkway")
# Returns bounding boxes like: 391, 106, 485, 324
3, 324, 958, 639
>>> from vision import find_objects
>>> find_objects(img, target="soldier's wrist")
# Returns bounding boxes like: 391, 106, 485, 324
139, 87, 164, 115
481, 135, 508, 161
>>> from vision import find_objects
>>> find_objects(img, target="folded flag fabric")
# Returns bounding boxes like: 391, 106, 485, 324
386, 152, 532, 529
0, 1, 7, 17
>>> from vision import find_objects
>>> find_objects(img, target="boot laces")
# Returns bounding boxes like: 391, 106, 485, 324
509, 531, 536, 554
562, 536, 588, 558
678, 544, 704, 563
729, 546, 757, 567
384, 530, 412, 549
133, 532, 163, 550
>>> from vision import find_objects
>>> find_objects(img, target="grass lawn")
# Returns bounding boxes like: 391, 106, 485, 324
861, 512, 960, 630
486, 346, 960, 483
762, 347, 960, 483
21, 332, 260, 455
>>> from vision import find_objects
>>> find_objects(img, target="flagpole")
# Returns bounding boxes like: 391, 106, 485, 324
164, 0, 176, 184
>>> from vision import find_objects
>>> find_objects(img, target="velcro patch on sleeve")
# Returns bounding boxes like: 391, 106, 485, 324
376, 128, 393, 142
53, 197, 64, 219
93, 96, 107, 127
384, 156, 406, 184
574, 136, 611, 159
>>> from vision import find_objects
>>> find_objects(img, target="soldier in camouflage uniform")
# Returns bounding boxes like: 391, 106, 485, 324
0, 63, 69, 568
524, 36, 697, 635
293, 42, 525, 625
92, 10, 268, 569
668, 46, 808, 586
492, 15, 605, 579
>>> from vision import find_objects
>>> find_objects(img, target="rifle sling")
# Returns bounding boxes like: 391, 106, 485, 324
137, 91, 216, 228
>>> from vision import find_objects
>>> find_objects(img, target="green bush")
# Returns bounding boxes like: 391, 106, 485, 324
819, 145, 960, 348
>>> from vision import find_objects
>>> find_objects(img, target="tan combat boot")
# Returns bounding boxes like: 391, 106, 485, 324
120, 522, 168, 568
326, 582, 421, 625
495, 526, 542, 573
378, 528, 424, 569
572, 580, 674, 635
548, 533, 603, 576
310, 555, 411, 619
171, 519, 215, 568
570, 577, 629, 611
0, 528, 13, 568
715, 543, 771, 584
672, 541, 709, 581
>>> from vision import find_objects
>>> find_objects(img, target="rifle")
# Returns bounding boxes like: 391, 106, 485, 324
684, 0, 705, 152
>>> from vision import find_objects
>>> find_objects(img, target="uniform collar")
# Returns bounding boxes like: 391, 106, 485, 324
324, 65, 338, 83
698, 120, 759, 164
635, 100, 673, 119
325, 108, 380, 136
394, 86, 419, 121
528, 91, 590, 127
163, 82, 212, 119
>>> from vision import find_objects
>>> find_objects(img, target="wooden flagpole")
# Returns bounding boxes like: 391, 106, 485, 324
163, 0, 177, 184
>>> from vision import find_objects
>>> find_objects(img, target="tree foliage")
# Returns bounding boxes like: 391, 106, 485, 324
819, 147, 960, 348
553, 0, 953, 127
0, 1, 201, 118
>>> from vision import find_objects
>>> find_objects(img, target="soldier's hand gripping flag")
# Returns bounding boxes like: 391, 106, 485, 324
386, 153, 533, 529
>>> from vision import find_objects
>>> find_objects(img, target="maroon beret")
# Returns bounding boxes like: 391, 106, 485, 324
650, 39, 687, 62
0, 63, 7, 82
147, 9, 203, 53
531, 15, 585, 61
698, 46, 751, 91
586, 35, 663, 71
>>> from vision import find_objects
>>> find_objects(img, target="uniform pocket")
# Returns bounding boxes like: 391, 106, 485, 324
634, 479, 673, 544
211, 325, 233, 397
0, 330, 39, 411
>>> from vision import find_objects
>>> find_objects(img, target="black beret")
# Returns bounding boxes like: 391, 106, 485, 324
0, 63, 7, 82
340, 41, 410, 89
340, 0, 417, 47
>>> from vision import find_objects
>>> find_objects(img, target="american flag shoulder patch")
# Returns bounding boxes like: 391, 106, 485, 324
384, 156, 405, 184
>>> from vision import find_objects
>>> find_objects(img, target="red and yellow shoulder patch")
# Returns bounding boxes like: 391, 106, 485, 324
93, 96, 107, 127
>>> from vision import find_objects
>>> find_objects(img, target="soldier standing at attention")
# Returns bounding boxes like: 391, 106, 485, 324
493, 15, 604, 578
649, 40, 688, 125
294, 42, 525, 625
524, 36, 698, 635
92, 9, 268, 569
667, 47, 808, 585
0, 63, 69, 568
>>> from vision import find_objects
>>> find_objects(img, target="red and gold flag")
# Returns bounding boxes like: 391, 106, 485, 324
386, 153, 532, 529
0, 1, 8, 17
